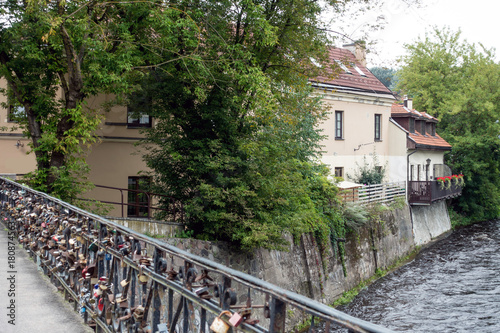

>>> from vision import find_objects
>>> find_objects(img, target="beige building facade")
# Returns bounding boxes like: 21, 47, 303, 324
0, 89, 150, 218
312, 45, 406, 184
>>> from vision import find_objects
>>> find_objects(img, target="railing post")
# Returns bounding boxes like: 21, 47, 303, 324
120, 188, 124, 218
269, 297, 286, 333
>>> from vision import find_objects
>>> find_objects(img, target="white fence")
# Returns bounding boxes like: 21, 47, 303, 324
340, 181, 406, 205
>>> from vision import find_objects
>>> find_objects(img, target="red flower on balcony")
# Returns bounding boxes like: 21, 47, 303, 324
437, 174, 464, 189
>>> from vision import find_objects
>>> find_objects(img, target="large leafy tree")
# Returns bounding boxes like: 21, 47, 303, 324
139, 0, 352, 250
0, 0, 161, 200
398, 28, 500, 221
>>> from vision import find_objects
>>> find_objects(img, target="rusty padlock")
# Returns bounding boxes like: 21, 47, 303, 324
210, 311, 232, 333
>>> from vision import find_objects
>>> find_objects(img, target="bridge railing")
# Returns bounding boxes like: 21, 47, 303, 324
0, 176, 394, 333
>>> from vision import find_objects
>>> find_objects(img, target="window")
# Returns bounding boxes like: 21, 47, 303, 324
410, 165, 414, 181
335, 111, 343, 139
420, 121, 426, 135
409, 118, 415, 133
8, 105, 25, 123
128, 177, 151, 217
431, 123, 436, 136
127, 92, 152, 128
334, 167, 344, 178
417, 165, 421, 181
374, 114, 381, 141
127, 106, 152, 128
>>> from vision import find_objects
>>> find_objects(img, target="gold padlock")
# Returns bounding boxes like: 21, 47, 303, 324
210, 311, 232, 333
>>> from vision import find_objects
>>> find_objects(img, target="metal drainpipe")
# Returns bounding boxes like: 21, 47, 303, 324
407, 149, 418, 185
407, 148, 418, 237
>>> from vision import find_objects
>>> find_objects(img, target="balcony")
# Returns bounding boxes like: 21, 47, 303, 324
408, 180, 462, 205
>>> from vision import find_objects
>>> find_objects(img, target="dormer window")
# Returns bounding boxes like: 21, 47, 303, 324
409, 118, 415, 133
420, 120, 426, 135
426, 122, 436, 136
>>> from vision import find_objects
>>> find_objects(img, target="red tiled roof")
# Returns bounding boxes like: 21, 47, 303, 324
391, 104, 451, 150
391, 104, 437, 121
409, 132, 451, 149
311, 48, 393, 95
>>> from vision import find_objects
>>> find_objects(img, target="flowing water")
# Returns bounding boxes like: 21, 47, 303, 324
333, 220, 500, 333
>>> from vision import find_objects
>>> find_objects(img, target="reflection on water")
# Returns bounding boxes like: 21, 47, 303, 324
333, 220, 500, 333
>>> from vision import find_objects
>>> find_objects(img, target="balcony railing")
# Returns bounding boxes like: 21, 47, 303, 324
340, 181, 406, 205
408, 180, 462, 205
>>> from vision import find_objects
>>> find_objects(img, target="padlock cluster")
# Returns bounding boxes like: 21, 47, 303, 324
0, 180, 271, 332
0, 184, 161, 332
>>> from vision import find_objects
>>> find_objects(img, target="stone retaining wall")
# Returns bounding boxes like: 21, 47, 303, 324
117, 201, 450, 306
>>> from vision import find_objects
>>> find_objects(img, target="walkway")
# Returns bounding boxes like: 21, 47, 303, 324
0, 222, 93, 333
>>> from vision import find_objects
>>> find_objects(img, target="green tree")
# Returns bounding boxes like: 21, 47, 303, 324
398, 27, 500, 221
139, 0, 349, 250
0, 0, 162, 200
369, 67, 398, 91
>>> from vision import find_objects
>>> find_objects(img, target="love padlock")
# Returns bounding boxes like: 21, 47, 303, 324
210, 311, 231, 333
228, 311, 243, 327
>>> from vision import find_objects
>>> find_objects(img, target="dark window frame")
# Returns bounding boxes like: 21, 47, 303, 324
127, 105, 152, 128
334, 167, 344, 178
420, 120, 426, 135
7, 105, 26, 123
374, 114, 381, 141
127, 176, 151, 218
335, 111, 344, 140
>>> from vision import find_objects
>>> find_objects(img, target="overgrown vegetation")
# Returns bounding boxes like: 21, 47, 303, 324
398, 27, 500, 224
137, 0, 360, 252
348, 152, 386, 185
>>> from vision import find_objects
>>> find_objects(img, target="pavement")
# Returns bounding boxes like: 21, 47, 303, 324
0, 221, 93, 333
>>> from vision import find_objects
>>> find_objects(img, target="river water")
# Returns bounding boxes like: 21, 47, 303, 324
334, 220, 500, 333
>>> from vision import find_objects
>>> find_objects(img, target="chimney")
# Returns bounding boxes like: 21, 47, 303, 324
343, 41, 367, 67
403, 95, 413, 109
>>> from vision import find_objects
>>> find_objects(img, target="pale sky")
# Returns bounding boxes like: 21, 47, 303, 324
330, 0, 499, 68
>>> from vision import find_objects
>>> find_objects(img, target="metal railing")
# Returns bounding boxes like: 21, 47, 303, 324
408, 180, 462, 205
340, 182, 406, 205
82, 184, 185, 222
0, 176, 394, 333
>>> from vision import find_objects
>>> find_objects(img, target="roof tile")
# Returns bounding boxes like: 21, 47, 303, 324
391, 104, 451, 149
311, 48, 393, 95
